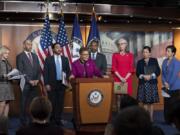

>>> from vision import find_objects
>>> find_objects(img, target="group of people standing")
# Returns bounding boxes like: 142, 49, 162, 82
0, 39, 108, 127
112, 37, 180, 121
0, 36, 179, 129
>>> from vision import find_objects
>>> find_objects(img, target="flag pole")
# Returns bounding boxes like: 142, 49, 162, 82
39, 0, 51, 97
92, 2, 97, 21
59, 0, 63, 17
56, 0, 72, 64
45, 0, 49, 16
75, 3, 78, 15
86, 2, 100, 49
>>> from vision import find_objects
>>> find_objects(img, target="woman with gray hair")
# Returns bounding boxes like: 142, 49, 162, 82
0, 46, 14, 117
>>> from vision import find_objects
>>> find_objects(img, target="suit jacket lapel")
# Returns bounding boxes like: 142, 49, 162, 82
23, 52, 33, 67
95, 53, 100, 63
31, 53, 36, 67
61, 56, 65, 72
52, 56, 56, 70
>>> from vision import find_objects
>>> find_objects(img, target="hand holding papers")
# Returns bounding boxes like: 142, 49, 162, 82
62, 72, 72, 89
7, 68, 19, 77
62, 72, 68, 86
162, 90, 170, 98
161, 87, 170, 98
7, 68, 25, 91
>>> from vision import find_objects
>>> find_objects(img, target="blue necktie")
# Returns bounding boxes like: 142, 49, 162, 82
55, 56, 61, 80
92, 53, 95, 60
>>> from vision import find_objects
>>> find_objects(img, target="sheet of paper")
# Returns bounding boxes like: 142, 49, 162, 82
7, 68, 20, 77
9, 75, 25, 92
20, 75, 25, 92
62, 72, 68, 86
162, 90, 171, 98
9, 75, 21, 80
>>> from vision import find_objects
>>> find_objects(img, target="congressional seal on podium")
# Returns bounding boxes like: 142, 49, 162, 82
88, 89, 104, 106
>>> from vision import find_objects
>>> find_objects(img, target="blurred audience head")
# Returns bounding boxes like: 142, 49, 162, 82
120, 95, 138, 110
0, 116, 8, 135
113, 106, 152, 135
30, 96, 52, 122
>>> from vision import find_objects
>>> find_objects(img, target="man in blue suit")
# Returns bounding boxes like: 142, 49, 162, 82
44, 43, 70, 126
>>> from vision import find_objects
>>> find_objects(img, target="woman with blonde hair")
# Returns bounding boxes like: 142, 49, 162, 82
0, 46, 14, 117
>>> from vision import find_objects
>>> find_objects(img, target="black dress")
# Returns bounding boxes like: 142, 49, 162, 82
137, 81, 159, 104
136, 58, 160, 104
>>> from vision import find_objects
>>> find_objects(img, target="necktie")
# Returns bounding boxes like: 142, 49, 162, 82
55, 56, 62, 80
28, 53, 33, 65
92, 53, 95, 60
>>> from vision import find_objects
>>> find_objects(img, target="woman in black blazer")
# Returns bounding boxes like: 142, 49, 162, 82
136, 46, 160, 121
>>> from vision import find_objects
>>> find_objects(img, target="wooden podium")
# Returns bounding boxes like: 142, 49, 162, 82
71, 78, 113, 134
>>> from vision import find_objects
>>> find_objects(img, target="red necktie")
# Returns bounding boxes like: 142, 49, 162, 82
28, 53, 33, 65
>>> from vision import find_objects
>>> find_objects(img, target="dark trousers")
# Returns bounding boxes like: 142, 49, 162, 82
20, 85, 40, 125
164, 90, 180, 123
48, 81, 66, 126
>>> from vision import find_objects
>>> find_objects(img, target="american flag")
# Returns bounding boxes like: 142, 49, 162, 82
37, 15, 53, 89
56, 16, 72, 64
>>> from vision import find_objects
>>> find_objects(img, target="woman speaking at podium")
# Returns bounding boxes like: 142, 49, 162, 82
69, 47, 108, 79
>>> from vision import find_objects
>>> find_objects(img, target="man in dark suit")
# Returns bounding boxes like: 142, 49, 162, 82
89, 40, 107, 75
16, 40, 40, 125
44, 43, 70, 126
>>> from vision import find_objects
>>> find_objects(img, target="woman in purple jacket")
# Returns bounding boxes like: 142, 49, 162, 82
70, 47, 107, 79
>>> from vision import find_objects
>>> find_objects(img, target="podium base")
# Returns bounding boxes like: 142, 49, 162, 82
76, 131, 104, 135
75, 124, 106, 135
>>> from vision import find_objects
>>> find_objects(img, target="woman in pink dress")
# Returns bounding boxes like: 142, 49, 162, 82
112, 37, 135, 96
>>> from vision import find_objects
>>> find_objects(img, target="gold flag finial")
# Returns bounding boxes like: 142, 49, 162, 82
59, 0, 64, 17
75, 3, 79, 18
92, 2, 95, 13
45, 0, 49, 16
